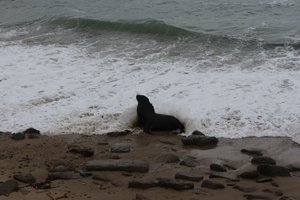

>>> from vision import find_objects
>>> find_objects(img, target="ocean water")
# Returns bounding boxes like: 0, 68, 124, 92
0, 0, 300, 142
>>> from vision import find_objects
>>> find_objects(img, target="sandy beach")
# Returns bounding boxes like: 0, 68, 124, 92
0, 129, 300, 200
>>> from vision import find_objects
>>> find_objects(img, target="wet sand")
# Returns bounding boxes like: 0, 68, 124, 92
0, 130, 300, 200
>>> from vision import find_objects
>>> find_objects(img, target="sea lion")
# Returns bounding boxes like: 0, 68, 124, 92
136, 95, 185, 133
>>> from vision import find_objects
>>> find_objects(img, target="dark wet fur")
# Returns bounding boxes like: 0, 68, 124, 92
136, 95, 185, 133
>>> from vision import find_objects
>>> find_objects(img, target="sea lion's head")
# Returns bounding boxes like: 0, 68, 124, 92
136, 95, 150, 103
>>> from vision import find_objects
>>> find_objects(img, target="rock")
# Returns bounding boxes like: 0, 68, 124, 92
135, 194, 151, 200
13, 173, 36, 184
128, 181, 156, 189
48, 171, 81, 180
93, 174, 111, 182
0, 180, 18, 196
182, 135, 218, 147
33, 181, 51, 189
86, 159, 149, 173
201, 180, 225, 189
157, 154, 180, 164
67, 145, 94, 157
23, 128, 41, 139
209, 172, 239, 182
257, 165, 290, 177
106, 130, 131, 137
97, 142, 109, 145
241, 148, 263, 156
175, 172, 203, 182
239, 170, 260, 179
279, 196, 300, 200
288, 162, 300, 171
251, 157, 276, 165
11, 133, 25, 140
155, 178, 194, 190
45, 160, 75, 172
75, 169, 92, 177
179, 157, 199, 167
233, 184, 258, 193
111, 145, 131, 153
244, 194, 272, 200
159, 140, 176, 145
262, 188, 283, 196
192, 130, 205, 136
210, 164, 227, 172
256, 177, 272, 183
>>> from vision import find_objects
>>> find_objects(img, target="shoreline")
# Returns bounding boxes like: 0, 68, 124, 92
0, 129, 300, 200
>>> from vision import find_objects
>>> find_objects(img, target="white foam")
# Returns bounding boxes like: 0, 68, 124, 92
1, 40, 300, 144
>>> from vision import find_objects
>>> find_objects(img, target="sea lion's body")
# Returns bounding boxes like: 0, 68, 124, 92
136, 95, 184, 133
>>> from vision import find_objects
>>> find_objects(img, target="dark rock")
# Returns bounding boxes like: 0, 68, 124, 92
233, 184, 258, 193
239, 170, 260, 179
241, 148, 263, 156
45, 160, 75, 172
279, 196, 300, 200
128, 181, 156, 189
86, 159, 149, 173
192, 130, 205, 136
251, 157, 276, 165
23, 128, 41, 139
288, 162, 300, 171
48, 171, 80, 180
75, 169, 92, 177
256, 177, 272, 183
257, 165, 290, 177
175, 172, 203, 182
159, 140, 176, 145
0, 180, 18, 196
201, 180, 225, 189
135, 194, 151, 200
182, 135, 218, 147
11, 133, 25, 140
244, 194, 272, 200
179, 157, 199, 167
97, 142, 109, 145
67, 145, 94, 157
92, 174, 111, 182
13, 173, 36, 184
210, 164, 227, 172
156, 178, 194, 190
33, 181, 51, 189
262, 188, 283, 196
111, 145, 131, 153
157, 154, 180, 164
106, 130, 131, 137
209, 172, 239, 182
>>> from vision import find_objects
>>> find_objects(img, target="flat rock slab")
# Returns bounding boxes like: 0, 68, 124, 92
182, 135, 218, 147
67, 145, 94, 157
13, 173, 36, 184
209, 172, 239, 182
257, 165, 291, 177
105, 130, 131, 137
180, 157, 199, 167
233, 184, 258, 193
46, 159, 75, 172
92, 174, 112, 182
241, 148, 263, 156
86, 159, 149, 173
244, 194, 272, 200
111, 145, 131, 153
210, 163, 227, 172
251, 156, 276, 165
201, 180, 225, 189
48, 171, 81, 180
0, 180, 18, 196
239, 170, 260, 179
128, 178, 194, 191
175, 172, 203, 182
